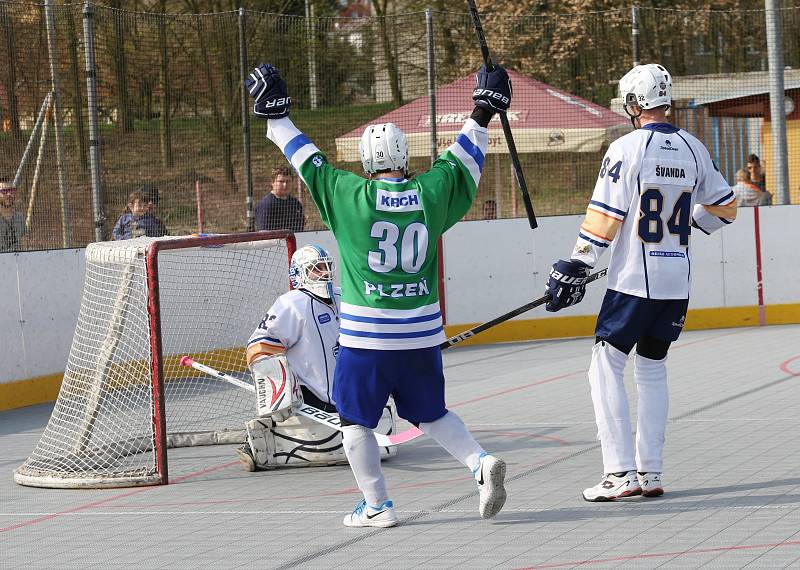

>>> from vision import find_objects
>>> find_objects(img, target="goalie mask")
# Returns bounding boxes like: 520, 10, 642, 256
619, 63, 672, 128
360, 123, 408, 175
289, 245, 335, 299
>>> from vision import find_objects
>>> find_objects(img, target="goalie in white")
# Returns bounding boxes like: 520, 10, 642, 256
237, 244, 396, 470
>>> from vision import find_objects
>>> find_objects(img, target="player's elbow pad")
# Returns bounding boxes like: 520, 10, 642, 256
692, 203, 734, 235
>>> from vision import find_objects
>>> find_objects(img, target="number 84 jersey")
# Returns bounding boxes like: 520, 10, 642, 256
571, 123, 736, 300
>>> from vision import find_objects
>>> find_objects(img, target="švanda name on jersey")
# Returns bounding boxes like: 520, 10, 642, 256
364, 277, 432, 298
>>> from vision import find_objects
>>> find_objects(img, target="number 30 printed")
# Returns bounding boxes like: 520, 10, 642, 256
368, 221, 429, 274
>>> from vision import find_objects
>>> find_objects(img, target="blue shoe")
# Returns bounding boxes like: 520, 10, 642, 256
342, 499, 398, 528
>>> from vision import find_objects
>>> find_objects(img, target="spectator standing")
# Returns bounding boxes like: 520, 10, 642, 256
0, 180, 25, 252
747, 154, 771, 205
255, 166, 305, 231
732, 168, 765, 207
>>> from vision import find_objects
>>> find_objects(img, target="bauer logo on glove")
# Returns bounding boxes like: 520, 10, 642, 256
472, 63, 513, 113
245, 63, 291, 119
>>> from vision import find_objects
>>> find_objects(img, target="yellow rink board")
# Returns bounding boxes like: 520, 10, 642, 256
2, 303, 799, 412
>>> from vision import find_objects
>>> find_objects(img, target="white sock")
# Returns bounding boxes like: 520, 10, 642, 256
634, 353, 668, 473
342, 425, 388, 505
419, 411, 485, 472
588, 341, 635, 474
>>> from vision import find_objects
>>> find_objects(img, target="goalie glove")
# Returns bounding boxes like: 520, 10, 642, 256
245, 63, 291, 119
472, 63, 512, 113
250, 355, 303, 422
545, 259, 591, 312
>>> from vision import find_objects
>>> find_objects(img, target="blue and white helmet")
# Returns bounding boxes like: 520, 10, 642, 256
289, 244, 335, 299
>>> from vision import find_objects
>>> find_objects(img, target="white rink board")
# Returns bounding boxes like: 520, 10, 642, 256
1, 206, 799, 386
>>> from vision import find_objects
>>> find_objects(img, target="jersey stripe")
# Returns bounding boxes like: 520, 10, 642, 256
339, 301, 445, 349
711, 190, 735, 205
267, 117, 322, 179
340, 311, 441, 325
456, 133, 485, 171
588, 200, 626, 219
339, 326, 443, 340
249, 335, 283, 346
578, 231, 610, 248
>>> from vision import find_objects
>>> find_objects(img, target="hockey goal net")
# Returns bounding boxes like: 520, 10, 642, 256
14, 232, 295, 488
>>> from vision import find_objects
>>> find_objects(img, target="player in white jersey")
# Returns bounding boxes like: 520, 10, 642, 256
545, 64, 737, 501
236, 244, 395, 470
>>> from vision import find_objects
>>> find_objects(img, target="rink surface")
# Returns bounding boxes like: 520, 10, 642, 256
2, 324, 800, 569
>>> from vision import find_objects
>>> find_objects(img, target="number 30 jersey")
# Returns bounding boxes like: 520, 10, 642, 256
266, 116, 487, 349
571, 123, 736, 300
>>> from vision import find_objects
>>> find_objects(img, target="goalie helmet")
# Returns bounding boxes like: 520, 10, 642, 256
619, 63, 672, 111
289, 244, 335, 300
359, 123, 408, 175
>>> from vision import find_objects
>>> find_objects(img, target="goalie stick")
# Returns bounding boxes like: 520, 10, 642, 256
440, 268, 608, 349
179, 356, 423, 447
467, 0, 537, 230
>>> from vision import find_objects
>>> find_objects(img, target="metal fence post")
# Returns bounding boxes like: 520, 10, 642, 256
83, 1, 105, 242
631, 5, 640, 67
765, 0, 790, 205
426, 9, 437, 166
305, 0, 318, 110
238, 7, 254, 231
45, 0, 72, 247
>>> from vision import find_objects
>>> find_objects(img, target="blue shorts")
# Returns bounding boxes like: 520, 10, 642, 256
595, 289, 689, 349
332, 346, 448, 429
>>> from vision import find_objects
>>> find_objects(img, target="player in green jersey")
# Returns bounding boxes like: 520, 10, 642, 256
247, 62, 512, 527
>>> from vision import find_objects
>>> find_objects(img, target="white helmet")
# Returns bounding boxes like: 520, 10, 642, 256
289, 245, 335, 300
359, 123, 408, 175
619, 63, 672, 111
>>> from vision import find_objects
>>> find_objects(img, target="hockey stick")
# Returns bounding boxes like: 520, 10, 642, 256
179, 356, 422, 447
439, 268, 608, 349
467, 0, 537, 230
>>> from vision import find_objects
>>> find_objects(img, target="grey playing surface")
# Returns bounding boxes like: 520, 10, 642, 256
2, 325, 800, 569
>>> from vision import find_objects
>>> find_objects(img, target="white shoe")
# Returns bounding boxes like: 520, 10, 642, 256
474, 453, 507, 519
342, 499, 398, 528
235, 445, 256, 472
638, 472, 664, 497
582, 471, 641, 502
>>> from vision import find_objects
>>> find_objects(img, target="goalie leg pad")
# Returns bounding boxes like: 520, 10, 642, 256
243, 404, 398, 470
271, 414, 347, 467
245, 418, 277, 470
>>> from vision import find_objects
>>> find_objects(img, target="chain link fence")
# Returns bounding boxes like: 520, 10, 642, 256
1, 2, 799, 251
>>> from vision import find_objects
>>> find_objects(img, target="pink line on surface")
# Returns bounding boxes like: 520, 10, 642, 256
779, 354, 800, 377
0, 461, 240, 534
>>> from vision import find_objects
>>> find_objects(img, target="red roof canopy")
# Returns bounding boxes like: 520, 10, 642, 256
336, 70, 627, 159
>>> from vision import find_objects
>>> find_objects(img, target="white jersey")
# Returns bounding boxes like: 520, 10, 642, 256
247, 288, 341, 405
572, 123, 735, 300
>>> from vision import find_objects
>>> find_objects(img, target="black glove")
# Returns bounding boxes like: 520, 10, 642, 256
245, 63, 291, 119
472, 64, 512, 113
545, 259, 591, 312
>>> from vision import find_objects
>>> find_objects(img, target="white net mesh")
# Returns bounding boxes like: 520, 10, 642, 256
14, 234, 291, 488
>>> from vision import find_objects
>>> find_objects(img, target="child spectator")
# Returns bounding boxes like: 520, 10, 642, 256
732, 168, 765, 207
112, 190, 167, 240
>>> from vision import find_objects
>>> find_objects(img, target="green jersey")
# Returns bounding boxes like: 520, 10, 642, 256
267, 117, 488, 349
